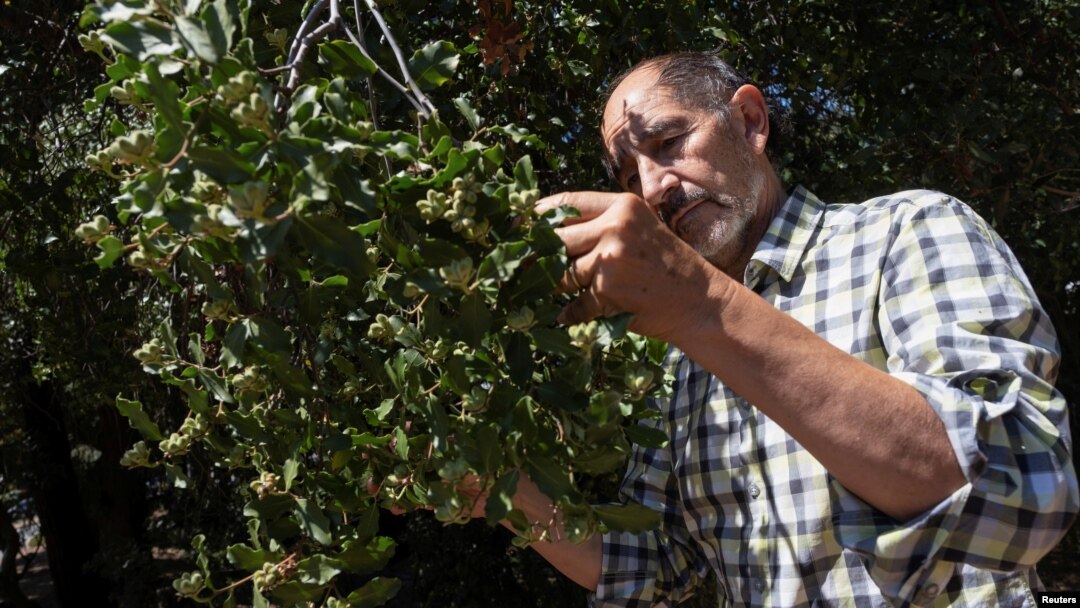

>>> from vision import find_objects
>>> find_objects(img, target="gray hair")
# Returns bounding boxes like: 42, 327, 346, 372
600, 52, 785, 182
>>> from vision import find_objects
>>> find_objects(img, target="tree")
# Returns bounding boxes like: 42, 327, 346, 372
1, 0, 1075, 605
0, 0, 167, 603
82, 0, 670, 604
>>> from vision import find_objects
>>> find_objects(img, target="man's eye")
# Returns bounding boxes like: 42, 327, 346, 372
662, 135, 679, 148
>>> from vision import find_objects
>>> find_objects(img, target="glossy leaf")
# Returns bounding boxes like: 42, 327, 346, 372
408, 41, 459, 90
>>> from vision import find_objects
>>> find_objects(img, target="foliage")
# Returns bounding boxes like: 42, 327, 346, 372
81, 0, 670, 604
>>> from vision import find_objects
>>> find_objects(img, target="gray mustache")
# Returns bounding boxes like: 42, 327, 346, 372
659, 188, 712, 228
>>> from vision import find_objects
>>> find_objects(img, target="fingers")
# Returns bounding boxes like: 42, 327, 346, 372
557, 287, 605, 326
536, 191, 658, 326
556, 254, 624, 325
535, 191, 635, 224
556, 256, 589, 295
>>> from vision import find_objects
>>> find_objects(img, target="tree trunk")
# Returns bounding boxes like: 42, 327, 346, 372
16, 364, 112, 606
0, 502, 39, 608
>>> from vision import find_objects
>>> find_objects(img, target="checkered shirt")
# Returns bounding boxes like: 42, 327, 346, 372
592, 188, 1078, 607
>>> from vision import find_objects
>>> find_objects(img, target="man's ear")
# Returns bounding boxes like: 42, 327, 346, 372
730, 84, 770, 155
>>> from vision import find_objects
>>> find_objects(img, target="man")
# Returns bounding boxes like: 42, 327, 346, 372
491, 52, 1078, 607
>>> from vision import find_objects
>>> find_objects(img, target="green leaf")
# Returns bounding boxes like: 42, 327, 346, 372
295, 215, 376, 280
478, 241, 528, 283
220, 322, 247, 369
244, 317, 292, 355
408, 41, 459, 90
294, 498, 333, 545
203, 0, 235, 59
593, 503, 661, 533
94, 235, 125, 269
417, 395, 449, 453
467, 423, 501, 474
509, 256, 565, 301
175, 15, 220, 63
242, 217, 293, 261
187, 146, 255, 183
595, 312, 633, 346
393, 426, 409, 461
197, 368, 234, 403
268, 581, 324, 603
283, 458, 300, 491
115, 396, 164, 441
337, 536, 396, 576
187, 332, 205, 365
966, 140, 1000, 165
535, 380, 587, 412
457, 293, 491, 348
226, 544, 274, 571
345, 577, 401, 607
253, 587, 270, 608
526, 455, 574, 500
294, 554, 342, 585
502, 332, 533, 387
484, 469, 519, 523
453, 96, 481, 131
513, 154, 536, 190
624, 424, 669, 449
101, 20, 180, 61
572, 445, 627, 474
160, 370, 210, 415
244, 494, 294, 521
319, 40, 378, 78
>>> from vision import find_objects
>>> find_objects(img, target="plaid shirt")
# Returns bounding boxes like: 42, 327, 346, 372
593, 188, 1078, 608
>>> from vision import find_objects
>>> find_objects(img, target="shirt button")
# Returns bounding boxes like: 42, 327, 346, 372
748, 483, 761, 499
921, 583, 940, 599
754, 579, 766, 592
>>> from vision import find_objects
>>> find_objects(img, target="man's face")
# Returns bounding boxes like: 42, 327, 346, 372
601, 68, 764, 273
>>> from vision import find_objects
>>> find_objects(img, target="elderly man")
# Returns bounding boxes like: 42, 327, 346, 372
497, 52, 1077, 607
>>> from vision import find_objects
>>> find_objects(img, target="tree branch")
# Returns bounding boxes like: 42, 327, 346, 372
360, 0, 436, 117
336, 9, 425, 116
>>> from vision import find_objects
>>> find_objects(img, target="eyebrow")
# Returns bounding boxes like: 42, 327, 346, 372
608, 116, 691, 183
638, 117, 689, 141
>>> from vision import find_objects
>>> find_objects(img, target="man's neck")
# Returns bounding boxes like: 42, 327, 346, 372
723, 171, 786, 280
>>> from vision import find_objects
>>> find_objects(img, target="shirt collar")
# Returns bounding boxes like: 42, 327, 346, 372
744, 185, 826, 288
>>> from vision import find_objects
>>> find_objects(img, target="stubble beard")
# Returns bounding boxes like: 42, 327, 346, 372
660, 146, 765, 273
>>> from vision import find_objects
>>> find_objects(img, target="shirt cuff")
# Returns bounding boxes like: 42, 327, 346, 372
832, 479, 971, 606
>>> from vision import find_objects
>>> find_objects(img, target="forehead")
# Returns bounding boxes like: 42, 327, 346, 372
603, 69, 674, 139
601, 67, 703, 171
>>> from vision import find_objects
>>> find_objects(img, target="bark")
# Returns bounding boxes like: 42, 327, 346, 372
0, 502, 39, 608
16, 363, 112, 606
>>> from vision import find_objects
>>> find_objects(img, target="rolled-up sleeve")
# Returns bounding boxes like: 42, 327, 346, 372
832, 194, 1079, 605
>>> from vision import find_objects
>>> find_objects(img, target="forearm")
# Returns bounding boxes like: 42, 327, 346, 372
501, 474, 602, 591
671, 272, 966, 521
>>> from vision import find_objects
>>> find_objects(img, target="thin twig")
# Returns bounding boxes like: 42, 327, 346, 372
351, 0, 393, 176
277, 0, 333, 111
286, 0, 329, 68
337, 13, 424, 116
282, 21, 339, 106
360, 0, 435, 117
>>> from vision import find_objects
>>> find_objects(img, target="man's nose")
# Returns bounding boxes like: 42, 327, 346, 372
637, 157, 677, 207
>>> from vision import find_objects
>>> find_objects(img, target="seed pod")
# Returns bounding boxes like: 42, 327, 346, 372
220, 71, 257, 102
569, 320, 600, 350
438, 257, 474, 291
110, 130, 156, 165
119, 441, 152, 468
506, 306, 536, 332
